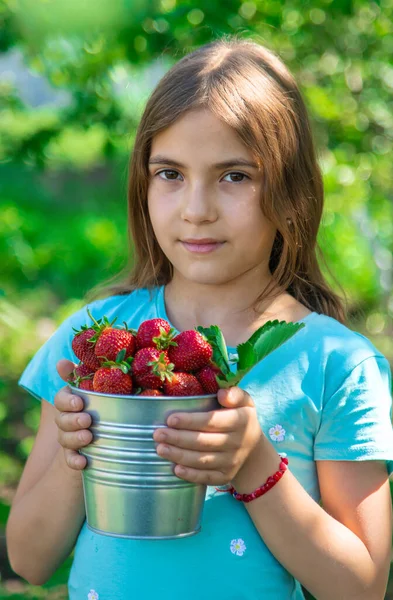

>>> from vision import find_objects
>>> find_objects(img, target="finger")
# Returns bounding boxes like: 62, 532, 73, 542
56, 359, 78, 382
166, 407, 248, 432
156, 443, 228, 472
217, 387, 255, 409
54, 387, 84, 413
55, 410, 92, 432
173, 464, 229, 487
153, 428, 232, 451
64, 448, 87, 471
58, 429, 93, 451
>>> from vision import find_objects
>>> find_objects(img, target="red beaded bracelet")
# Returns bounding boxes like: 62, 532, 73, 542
215, 456, 289, 503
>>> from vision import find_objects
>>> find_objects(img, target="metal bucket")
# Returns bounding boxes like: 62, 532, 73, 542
68, 385, 219, 540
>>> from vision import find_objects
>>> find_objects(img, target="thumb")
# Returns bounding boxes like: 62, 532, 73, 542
217, 386, 254, 409
56, 358, 77, 383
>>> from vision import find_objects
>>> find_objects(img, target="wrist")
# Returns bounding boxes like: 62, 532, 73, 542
231, 433, 282, 494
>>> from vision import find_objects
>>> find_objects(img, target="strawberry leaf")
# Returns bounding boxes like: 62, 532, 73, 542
196, 325, 231, 376
236, 341, 257, 371
116, 349, 126, 363
242, 321, 306, 366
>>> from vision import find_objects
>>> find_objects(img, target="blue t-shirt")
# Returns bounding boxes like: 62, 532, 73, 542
18, 286, 393, 600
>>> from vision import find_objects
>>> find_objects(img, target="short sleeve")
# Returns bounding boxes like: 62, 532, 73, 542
314, 355, 393, 476
18, 306, 89, 405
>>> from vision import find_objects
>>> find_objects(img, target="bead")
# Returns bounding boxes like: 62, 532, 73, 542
227, 457, 289, 503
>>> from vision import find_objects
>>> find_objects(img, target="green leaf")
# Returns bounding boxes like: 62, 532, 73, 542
116, 348, 126, 362
196, 325, 231, 375
236, 340, 257, 371
238, 321, 306, 368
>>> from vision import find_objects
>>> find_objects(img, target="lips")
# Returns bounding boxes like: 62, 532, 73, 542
181, 239, 225, 254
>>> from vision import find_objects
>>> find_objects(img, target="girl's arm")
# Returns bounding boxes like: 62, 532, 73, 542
233, 435, 391, 600
154, 386, 392, 600
6, 399, 86, 586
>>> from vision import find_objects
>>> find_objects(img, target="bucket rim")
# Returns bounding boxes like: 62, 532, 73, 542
68, 384, 217, 401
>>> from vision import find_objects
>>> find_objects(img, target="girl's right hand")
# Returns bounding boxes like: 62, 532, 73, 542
54, 359, 93, 471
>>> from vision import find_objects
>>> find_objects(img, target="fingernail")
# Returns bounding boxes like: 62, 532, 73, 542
168, 416, 179, 427
71, 397, 78, 409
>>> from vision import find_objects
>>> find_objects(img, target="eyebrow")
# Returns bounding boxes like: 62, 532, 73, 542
148, 155, 260, 170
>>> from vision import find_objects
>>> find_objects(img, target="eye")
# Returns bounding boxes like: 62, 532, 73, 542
156, 169, 182, 181
223, 172, 250, 183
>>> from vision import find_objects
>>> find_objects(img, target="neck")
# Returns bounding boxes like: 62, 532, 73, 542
163, 267, 288, 345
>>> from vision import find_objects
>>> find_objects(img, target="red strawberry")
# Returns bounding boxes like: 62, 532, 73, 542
93, 351, 133, 395
79, 378, 95, 391
132, 348, 174, 390
196, 364, 223, 394
168, 330, 213, 372
138, 389, 164, 396
71, 328, 102, 370
164, 372, 204, 397
136, 319, 176, 350
67, 362, 96, 390
94, 327, 136, 363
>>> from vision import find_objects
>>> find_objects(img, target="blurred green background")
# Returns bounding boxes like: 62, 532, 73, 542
1, 0, 392, 597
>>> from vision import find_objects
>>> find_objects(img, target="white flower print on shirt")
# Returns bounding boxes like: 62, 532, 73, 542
230, 538, 247, 556
269, 424, 286, 442
87, 590, 99, 600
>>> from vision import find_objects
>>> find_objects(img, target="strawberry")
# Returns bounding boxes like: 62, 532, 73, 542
138, 389, 164, 396
196, 364, 223, 394
67, 362, 96, 390
164, 372, 204, 397
94, 327, 136, 363
93, 349, 133, 394
79, 378, 95, 391
71, 327, 102, 370
132, 348, 174, 390
136, 318, 176, 350
168, 330, 213, 372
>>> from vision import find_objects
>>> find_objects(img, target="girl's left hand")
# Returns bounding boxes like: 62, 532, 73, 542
153, 386, 263, 486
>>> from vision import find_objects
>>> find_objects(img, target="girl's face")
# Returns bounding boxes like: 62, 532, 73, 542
147, 108, 277, 287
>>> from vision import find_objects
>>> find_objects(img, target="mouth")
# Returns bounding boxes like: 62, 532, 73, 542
180, 239, 225, 254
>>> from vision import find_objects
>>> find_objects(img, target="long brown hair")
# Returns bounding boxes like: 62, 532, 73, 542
86, 34, 347, 323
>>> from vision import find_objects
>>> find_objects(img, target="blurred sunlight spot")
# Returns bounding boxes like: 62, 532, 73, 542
355, 113, 369, 132
134, 35, 147, 53
366, 313, 386, 335
371, 135, 392, 155
1, 206, 23, 231
84, 219, 118, 249
344, 65, 363, 93
319, 52, 340, 76
319, 149, 336, 174
187, 9, 204, 25
336, 165, 355, 186
239, 2, 257, 20
24, 406, 41, 431
160, 0, 176, 11
375, 247, 393, 271
153, 18, 170, 33
309, 8, 326, 24
84, 37, 105, 54
322, 211, 335, 227
36, 317, 57, 342
18, 436, 35, 458
380, 64, 393, 89
46, 124, 107, 168
0, 299, 29, 331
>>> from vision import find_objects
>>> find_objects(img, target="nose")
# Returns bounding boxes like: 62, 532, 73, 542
180, 181, 218, 224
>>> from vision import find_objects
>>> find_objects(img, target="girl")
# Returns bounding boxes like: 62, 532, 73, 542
7, 35, 393, 600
